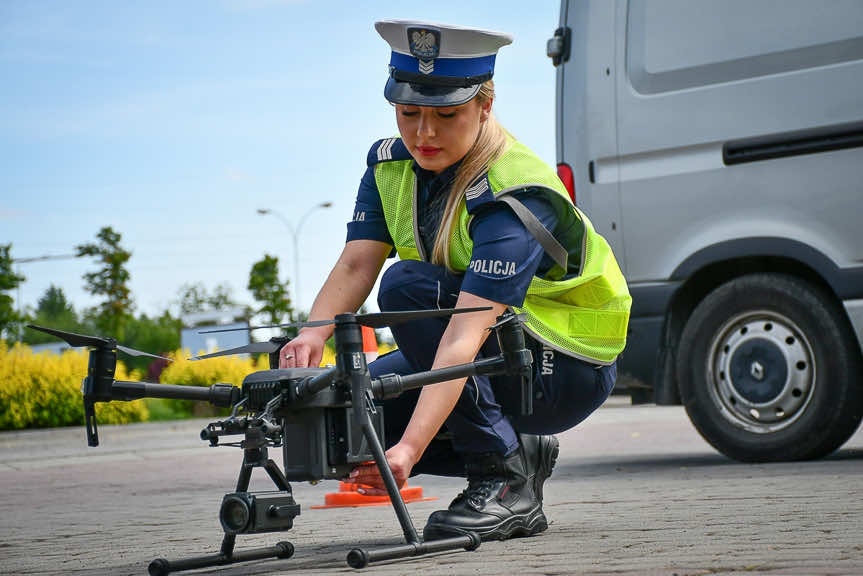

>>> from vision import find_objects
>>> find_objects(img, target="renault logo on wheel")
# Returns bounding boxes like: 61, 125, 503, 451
750, 361, 765, 381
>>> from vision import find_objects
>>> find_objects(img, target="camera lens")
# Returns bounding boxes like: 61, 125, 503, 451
220, 495, 250, 534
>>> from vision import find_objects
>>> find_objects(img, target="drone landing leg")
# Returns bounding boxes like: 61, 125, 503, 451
148, 542, 294, 576
148, 436, 296, 576
344, 407, 480, 569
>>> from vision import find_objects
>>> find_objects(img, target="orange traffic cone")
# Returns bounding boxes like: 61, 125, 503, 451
362, 325, 378, 363
310, 480, 436, 509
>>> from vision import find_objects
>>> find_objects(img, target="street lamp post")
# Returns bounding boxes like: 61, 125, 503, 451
12, 253, 80, 340
256, 202, 332, 313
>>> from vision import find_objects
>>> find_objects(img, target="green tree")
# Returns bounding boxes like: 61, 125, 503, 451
248, 254, 293, 327
76, 227, 133, 340
177, 282, 207, 315
22, 285, 81, 344
177, 282, 237, 315
209, 283, 235, 311
125, 311, 181, 355
0, 244, 25, 339
123, 311, 183, 375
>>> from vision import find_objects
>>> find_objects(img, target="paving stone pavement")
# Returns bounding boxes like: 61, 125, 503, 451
1, 398, 861, 576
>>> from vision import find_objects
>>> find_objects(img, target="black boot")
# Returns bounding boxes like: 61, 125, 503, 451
423, 435, 559, 542
519, 433, 560, 504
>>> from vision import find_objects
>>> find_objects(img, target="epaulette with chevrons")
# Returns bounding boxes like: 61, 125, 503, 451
367, 137, 412, 166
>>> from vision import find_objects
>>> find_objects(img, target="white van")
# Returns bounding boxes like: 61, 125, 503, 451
548, 0, 863, 461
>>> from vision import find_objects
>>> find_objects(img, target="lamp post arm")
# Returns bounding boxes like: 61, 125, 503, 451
256, 203, 332, 314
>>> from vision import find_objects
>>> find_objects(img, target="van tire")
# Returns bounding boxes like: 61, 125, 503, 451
676, 273, 863, 462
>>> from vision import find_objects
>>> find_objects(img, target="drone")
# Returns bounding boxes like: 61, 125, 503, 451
28, 307, 534, 575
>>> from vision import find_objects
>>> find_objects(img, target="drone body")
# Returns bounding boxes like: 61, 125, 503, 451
203, 367, 385, 482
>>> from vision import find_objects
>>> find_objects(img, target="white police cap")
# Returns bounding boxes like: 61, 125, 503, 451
375, 20, 513, 107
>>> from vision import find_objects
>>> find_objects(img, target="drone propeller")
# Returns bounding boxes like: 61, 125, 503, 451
27, 324, 111, 348
351, 306, 494, 328
26, 324, 172, 361
189, 340, 282, 361
199, 306, 494, 334
115, 345, 173, 361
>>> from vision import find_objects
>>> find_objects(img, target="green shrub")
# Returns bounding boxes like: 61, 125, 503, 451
0, 342, 148, 430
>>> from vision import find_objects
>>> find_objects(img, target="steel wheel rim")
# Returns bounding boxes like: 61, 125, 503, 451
705, 310, 816, 434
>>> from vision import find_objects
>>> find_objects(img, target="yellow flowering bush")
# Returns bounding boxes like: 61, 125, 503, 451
159, 344, 347, 387
0, 342, 148, 430
321, 345, 336, 367
160, 349, 268, 387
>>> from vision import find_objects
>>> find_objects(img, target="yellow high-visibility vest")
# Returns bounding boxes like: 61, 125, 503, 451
372, 136, 631, 364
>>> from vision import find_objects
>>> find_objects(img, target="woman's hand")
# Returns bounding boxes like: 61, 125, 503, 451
344, 442, 419, 496
278, 327, 328, 368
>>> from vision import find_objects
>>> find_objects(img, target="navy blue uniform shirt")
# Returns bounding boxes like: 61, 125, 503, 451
346, 162, 560, 307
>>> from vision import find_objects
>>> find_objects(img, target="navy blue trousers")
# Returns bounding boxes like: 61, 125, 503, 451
369, 260, 616, 477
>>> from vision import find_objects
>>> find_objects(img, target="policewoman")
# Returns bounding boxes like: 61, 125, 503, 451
280, 20, 631, 541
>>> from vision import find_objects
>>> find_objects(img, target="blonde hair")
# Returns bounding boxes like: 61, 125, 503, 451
431, 80, 510, 270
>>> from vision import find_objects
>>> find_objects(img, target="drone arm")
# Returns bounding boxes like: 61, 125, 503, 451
290, 366, 338, 400
370, 314, 535, 414
110, 381, 240, 406
370, 357, 504, 400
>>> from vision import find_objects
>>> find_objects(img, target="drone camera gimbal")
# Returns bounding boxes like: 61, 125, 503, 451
27, 307, 534, 574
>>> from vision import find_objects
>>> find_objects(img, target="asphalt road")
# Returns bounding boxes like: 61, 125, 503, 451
1, 398, 861, 576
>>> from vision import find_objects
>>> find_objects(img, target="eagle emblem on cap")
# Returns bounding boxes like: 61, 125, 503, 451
407, 27, 440, 60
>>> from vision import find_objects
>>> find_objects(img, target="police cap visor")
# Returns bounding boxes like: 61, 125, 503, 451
384, 77, 482, 107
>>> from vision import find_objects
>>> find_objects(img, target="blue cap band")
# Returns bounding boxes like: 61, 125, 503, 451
389, 52, 497, 79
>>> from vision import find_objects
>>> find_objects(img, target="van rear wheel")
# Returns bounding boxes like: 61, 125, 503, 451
676, 273, 863, 462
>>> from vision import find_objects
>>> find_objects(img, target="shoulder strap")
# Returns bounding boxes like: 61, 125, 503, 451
497, 194, 568, 271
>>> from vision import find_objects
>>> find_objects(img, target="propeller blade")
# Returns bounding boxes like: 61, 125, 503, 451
26, 324, 112, 348
488, 313, 527, 331
190, 340, 282, 360
116, 345, 173, 362
198, 307, 493, 334
199, 319, 332, 334
356, 306, 494, 328
27, 324, 171, 360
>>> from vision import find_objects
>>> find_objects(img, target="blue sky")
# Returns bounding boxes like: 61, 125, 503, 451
1, 1, 561, 320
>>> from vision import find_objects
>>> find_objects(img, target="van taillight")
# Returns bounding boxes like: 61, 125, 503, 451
557, 162, 575, 203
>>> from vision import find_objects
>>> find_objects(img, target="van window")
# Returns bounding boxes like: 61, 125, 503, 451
627, 0, 863, 94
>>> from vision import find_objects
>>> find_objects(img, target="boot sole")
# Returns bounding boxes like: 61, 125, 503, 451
535, 436, 559, 503
424, 507, 548, 542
